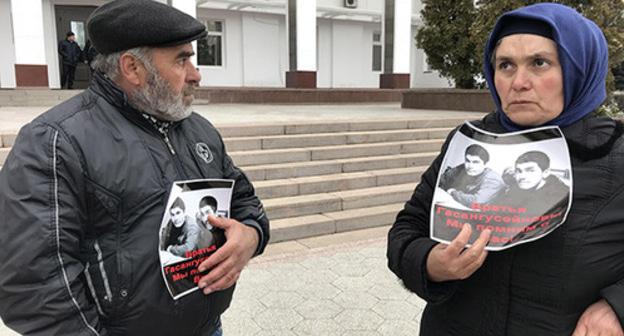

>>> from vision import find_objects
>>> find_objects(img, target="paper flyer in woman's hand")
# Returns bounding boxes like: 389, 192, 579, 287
158, 179, 234, 299
430, 122, 572, 251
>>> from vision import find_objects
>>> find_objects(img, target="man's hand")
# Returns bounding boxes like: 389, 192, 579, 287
572, 299, 624, 336
426, 224, 491, 282
197, 216, 259, 295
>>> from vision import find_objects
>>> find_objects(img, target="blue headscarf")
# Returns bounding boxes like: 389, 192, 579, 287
483, 3, 609, 131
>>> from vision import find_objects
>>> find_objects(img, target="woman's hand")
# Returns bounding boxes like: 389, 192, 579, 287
426, 224, 491, 282
572, 299, 623, 336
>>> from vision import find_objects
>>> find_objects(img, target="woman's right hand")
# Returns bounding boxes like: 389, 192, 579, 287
426, 224, 491, 282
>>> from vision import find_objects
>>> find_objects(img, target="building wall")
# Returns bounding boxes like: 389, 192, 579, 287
409, 25, 451, 88
241, 12, 286, 87
0, 0, 17, 88
2, 0, 451, 89
197, 8, 244, 86
326, 20, 380, 88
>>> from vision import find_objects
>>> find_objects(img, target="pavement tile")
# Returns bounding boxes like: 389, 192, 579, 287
221, 316, 262, 336
294, 299, 343, 320
332, 276, 374, 292
371, 300, 418, 320
293, 319, 344, 336
334, 310, 383, 331
256, 330, 297, 336
254, 309, 304, 330
332, 291, 379, 310
406, 294, 427, 311
298, 268, 339, 284
367, 283, 411, 301
341, 332, 381, 336
261, 291, 305, 309
363, 270, 401, 286
330, 261, 371, 277
296, 282, 341, 300
225, 297, 267, 317
377, 320, 420, 336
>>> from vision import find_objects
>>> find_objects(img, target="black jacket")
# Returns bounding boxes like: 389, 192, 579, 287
0, 72, 269, 336
58, 39, 82, 66
387, 112, 624, 335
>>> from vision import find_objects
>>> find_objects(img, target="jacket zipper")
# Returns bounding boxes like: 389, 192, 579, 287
163, 133, 176, 155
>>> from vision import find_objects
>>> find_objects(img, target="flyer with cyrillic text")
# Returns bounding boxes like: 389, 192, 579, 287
430, 122, 572, 251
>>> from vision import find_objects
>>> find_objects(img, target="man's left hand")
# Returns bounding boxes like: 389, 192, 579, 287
196, 215, 259, 294
572, 299, 623, 336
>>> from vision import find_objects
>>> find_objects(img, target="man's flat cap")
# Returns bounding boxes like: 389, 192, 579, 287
87, 0, 207, 54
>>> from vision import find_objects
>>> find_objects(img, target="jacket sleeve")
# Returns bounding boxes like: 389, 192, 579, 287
596, 187, 624, 327
58, 41, 68, 59
450, 170, 505, 207
220, 139, 270, 256
387, 129, 458, 304
168, 218, 200, 257
0, 122, 106, 335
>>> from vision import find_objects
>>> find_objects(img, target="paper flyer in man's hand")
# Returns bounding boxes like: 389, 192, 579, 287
430, 122, 572, 251
158, 179, 234, 299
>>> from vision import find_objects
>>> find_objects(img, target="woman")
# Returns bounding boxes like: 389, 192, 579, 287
387, 3, 624, 335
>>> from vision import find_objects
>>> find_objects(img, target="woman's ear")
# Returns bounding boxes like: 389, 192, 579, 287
118, 53, 144, 87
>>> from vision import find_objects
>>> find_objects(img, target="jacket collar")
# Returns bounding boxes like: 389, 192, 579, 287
88, 71, 177, 133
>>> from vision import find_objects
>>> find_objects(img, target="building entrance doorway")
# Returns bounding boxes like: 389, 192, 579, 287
54, 5, 97, 89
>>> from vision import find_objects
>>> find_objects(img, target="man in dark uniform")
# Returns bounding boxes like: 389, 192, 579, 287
0, 1, 269, 335
58, 31, 82, 89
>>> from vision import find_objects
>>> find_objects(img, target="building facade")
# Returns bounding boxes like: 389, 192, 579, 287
0, 0, 451, 89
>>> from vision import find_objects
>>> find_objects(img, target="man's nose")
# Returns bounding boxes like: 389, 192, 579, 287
186, 63, 201, 83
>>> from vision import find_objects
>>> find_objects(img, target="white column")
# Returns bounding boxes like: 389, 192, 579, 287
295, 0, 316, 72
11, 0, 46, 65
171, 0, 199, 66
392, 0, 411, 74
42, 0, 59, 88
286, 0, 317, 88
0, 0, 17, 88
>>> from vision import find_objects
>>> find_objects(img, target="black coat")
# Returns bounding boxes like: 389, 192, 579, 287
387, 112, 624, 335
0, 72, 269, 336
58, 39, 82, 66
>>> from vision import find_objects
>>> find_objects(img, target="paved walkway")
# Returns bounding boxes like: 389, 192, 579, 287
221, 226, 424, 336
0, 103, 484, 133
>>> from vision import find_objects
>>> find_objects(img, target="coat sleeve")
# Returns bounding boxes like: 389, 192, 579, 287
450, 170, 505, 207
219, 138, 270, 256
168, 218, 200, 257
0, 122, 106, 335
58, 41, 68, 59
387, 129, 459, 304
596, 187, 624, 327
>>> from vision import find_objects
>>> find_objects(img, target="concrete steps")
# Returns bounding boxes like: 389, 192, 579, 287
0, 117, 462, 242
242, 152, 437, 181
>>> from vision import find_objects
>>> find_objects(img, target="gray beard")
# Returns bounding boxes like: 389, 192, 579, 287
127, 66, 194, 122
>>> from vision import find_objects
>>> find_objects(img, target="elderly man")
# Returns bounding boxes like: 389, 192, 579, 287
0, 1, 269, 335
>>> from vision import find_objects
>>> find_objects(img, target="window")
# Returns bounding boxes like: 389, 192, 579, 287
198, 20, 224, 66
423, 52, 432, 73
372, 31, 382, 72
70, 21, 86, 49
